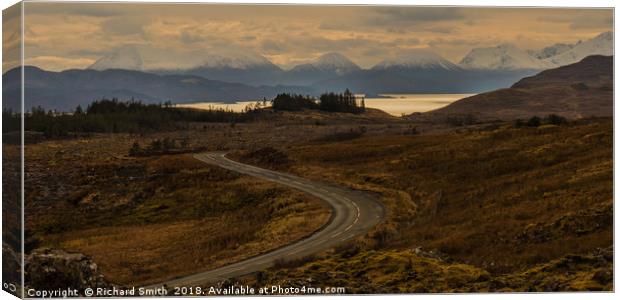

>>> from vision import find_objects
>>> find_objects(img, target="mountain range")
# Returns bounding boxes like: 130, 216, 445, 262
3, 31, 612, 111
88, 31, 612, 76
2, 66, 313, 111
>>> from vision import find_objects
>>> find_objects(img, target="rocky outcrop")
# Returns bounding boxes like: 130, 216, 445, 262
25, 248, 111, 291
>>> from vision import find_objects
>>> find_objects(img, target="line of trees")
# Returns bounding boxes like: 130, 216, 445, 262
270, 89, 365, 113
319, 89, 364, 113
3, 98, 256, 137
514, 114, 568, 128
271, 93, 318, 111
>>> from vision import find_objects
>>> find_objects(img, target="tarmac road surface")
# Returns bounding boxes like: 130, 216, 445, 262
150, 152, 384, 287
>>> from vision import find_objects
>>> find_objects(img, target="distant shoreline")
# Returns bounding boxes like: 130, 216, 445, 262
177, 93, 475, 116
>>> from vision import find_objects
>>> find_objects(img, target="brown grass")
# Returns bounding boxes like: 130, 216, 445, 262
236, 118, 612, 276
21, 114, 612, 291
25, 139, 330, 286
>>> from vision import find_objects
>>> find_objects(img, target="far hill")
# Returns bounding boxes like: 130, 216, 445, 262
419, 55, 612, 121
2, 66, 314, 111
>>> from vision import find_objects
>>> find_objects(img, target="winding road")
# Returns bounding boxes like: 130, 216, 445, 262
154, 152, 384, 287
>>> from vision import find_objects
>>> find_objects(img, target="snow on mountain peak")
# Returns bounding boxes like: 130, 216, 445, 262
528, 43, 575, 60
88, 45, 144, 71
458, 43, 552, 70
197, 48, 277, 70
373, 49, 460, 70
288, 52, 360, 75
543, 31, 613, 66
89, 47, 278, 71
312, 52, 360, 74
596, 31, 613, 41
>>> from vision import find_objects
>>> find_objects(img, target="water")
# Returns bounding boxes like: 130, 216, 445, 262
364, 94, 474, 116
176, 94, 474, 116
176, 101, 261, 112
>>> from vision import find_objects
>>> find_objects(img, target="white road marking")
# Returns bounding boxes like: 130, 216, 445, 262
353, 202, 361, 219
288, 247, 305, 255
179, 152, 385, 287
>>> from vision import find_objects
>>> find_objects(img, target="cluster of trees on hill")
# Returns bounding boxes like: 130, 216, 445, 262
271, 89, 365, 113
3, 98, 256, 137
271, 93, 318, 111
514, 114, 568, 127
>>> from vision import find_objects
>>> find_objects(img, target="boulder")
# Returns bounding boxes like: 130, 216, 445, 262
25, 248, 111, 291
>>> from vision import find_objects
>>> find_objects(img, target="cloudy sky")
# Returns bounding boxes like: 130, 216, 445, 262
3, 3, 613, 71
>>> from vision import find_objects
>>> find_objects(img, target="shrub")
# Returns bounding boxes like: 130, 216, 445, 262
546, 114, 568, 125
403, 126, 418, 135
241, 147, 290, 166
526, 116, 541, 127
129, 142, 142, 156
273, 255, 317, 269
335, 242, 361, 258
514, 119, 525, 128
317, 129, 364, 142
446, 114, 477, 127
149, 139, 163, 152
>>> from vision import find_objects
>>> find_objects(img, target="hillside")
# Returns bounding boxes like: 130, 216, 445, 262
2, 66, 314, 111
22, 139, 330, 286
422, 55, 612, 121
255, 108, 401, 125
232, 117, 612, 292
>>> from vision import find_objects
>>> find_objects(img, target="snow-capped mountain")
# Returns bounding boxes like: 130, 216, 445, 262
88, 47, 283, 85
543, 31, 613, 66
528, 43, 574, 60
153, 48, 283, 85
192, 48, 279, 70
459, 31, 613, 71
282, 52, 362, 85
290, 52, 361, 75
90, 46, 278, 72
459, 43, 553, 70
88, 45, 144, 71
372, 49, 461, 70
80, 31, 612, 94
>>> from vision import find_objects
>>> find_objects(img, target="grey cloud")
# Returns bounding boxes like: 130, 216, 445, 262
425, 26, 456, 34
366, 7, 465, 26
180, 31, 202, 44
297, 37, 373, 52
464, 20, 476, 26
427, 38, 482, 48
261, 39, 287, 54
361, 47, 387, 57
540, 11, 613, 30
570, 16, 613, 30
319, 21, 354, 31
240, 35, 256, 42
391, 38, 421, 46
386, 27, 406, 34
68, 49, 108, 57
25, 4, 126, 17
101, 17, 146, 36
